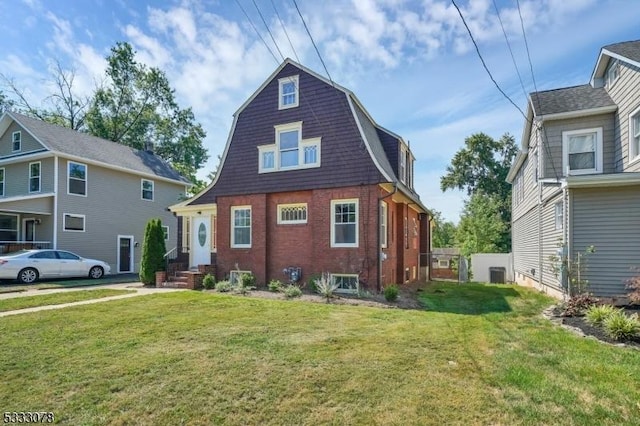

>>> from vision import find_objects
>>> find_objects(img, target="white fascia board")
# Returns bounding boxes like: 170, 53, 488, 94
590, 49, 640, 85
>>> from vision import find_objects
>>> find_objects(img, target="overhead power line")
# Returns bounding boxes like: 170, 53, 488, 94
492, 0, 527, 100
451, 0, 528, 121
234, 0, 280, 65
270, 0, 301, 62
292, 0, 334, 86
252, 0, 285, 60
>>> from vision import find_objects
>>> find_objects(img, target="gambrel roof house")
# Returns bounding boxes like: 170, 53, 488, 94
170, 59, 431, 292
0, 111, 189, 276
508, 40, 640, 300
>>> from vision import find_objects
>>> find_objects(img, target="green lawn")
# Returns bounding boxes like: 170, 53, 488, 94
0, 289, 136, 312
1, 283, 639, 425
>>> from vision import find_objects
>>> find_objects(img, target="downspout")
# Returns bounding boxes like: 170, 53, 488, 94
377, 182, 398, 292
53, 156, 58, 249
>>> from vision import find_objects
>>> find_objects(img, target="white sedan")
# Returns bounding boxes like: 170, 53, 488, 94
0, 249, 111, 284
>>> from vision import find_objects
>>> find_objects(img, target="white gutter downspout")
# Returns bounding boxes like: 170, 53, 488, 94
53, 156, 58, 249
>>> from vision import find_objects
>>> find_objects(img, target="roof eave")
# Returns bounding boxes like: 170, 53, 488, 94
565, 172, 640, 188
539, 105, 618, 122
590, 48, 640, 85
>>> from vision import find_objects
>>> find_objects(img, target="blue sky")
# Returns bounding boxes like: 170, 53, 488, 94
1, 0, 639, 222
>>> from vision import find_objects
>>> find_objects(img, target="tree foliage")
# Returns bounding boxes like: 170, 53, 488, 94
430, 209, 457, 248
441, 132, 517, 252
0, 89, 15, 114
86, 42, 208, 185
1, 61, 90, 130
139, 218, 167, 285
456, 192, 507, 258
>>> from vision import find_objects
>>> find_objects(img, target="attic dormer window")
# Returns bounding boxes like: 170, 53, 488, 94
12, 131, 21, 152
278, 75, 299, 109
258, 121, 321, 173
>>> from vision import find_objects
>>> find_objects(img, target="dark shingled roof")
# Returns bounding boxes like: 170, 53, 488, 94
8, 111, 189, 183
603, 39, 640, 63
530, 84, 615, 116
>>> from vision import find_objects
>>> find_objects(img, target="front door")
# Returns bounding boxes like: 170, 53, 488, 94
192, 217, 210, 267
23, 219, 36, 242
118, 236, 134, 273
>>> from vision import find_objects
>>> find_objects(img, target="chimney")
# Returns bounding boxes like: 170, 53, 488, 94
144, 141, 155, 154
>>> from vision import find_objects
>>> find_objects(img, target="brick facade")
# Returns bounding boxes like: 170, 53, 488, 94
214, 185, 424, 291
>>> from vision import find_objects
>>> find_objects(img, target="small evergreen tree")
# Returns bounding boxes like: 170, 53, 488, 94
139, 218, 167, 285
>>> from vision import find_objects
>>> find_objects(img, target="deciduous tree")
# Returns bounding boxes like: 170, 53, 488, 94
441, 132, 517, 251
456, 192, 507, 258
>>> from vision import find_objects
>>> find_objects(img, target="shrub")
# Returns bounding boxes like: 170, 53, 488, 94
384, 284, 399, 302
560, 293, 598, 317
314, 273, 338, 302
284, 285, 302, 299
268, 279, 283, 292
603, 310, 640, 341
215, 280, 232, 293
202, 274, 216, 290
307, 274, 321, 292
139, 218, 167, 285
625, 270, 640, 304
234, 273, 255, 295
585, 304, 617, 326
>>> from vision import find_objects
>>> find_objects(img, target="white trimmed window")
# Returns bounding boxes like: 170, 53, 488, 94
400, 145, 407, 184
12, 131, 21, 152
63, 213, 85, 232
438, 259, 450, 268
554, 202, 563, 230
0, 168, 4, 197
141, 179, 154, 201
278, 75, 299, 109
629, 105, 640, 164
68, 161, 87, 196
258, 122, 321, 173
330, 274, 359, 293
380, 201, 388, 248
231, 206, 251, 248
331, 199, 358, 248
29, 162, 41, 193
606, 59, 619, 87
162, 225, 169, 241
562, 128, 603, 175
277, 203, 307, 224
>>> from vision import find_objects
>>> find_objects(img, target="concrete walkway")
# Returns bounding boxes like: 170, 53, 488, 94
0, 283, 187, 317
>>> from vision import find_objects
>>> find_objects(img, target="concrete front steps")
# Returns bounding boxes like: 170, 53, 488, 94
156, 265, 216, 290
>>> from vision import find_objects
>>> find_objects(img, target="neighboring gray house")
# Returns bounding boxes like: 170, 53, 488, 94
0, 111, 189, 275
508, 40, 640, 300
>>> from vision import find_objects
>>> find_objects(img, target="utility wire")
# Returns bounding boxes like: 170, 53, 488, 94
270, 0, 301, 62
234, 0, 280, 65
252, 0, 285, 60
451, 0, 528, 121
516, 0, 559, 180
492, 0, 527, 100
292, 0, 334, 86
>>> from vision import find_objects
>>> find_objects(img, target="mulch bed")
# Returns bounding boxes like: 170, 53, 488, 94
544, 305, 640, 349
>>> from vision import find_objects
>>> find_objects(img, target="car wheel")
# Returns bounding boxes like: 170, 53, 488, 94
89, 266, 104, 279
18, 267, 39, 284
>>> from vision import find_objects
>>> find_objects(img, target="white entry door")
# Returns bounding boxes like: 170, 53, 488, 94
192, 216, 210, 267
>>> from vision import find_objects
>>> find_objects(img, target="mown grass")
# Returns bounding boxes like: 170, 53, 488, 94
0, 289, 135, 312
1, 282, 639, 425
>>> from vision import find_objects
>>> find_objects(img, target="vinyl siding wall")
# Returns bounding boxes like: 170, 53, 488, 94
542, 113, 616, 178
540, 191, 563, 292
0, 122, 47, 157
2, 157, 55, 196
607, 61, 640, 171
570, 186, 640, 297
55, 158, 184, 272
